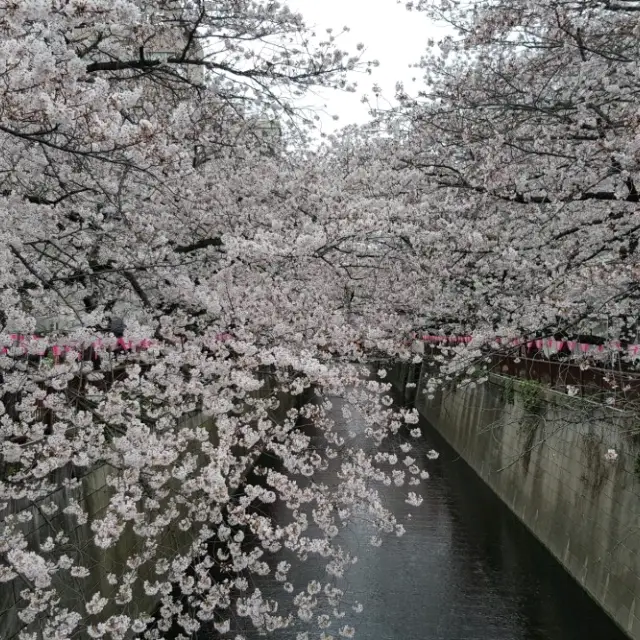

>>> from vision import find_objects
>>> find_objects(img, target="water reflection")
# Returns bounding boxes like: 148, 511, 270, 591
232, 391, 627, 640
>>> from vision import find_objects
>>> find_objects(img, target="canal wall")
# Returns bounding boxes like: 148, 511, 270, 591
391, 360, 640, 639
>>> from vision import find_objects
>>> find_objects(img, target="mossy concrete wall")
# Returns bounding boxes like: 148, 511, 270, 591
391, 361, 640, 639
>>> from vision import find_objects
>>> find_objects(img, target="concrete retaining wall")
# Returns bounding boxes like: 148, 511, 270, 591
391, 361, 640, 639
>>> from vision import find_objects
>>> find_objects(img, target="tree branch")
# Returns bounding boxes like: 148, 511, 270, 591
174, 237, 223, 254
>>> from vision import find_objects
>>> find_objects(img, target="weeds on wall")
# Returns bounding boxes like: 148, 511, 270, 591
502, 377, 515, 405
495, 376, 542, 414
518, 379, 543, 415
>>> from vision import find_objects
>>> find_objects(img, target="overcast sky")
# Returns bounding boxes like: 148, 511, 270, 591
286, 0, 449, 132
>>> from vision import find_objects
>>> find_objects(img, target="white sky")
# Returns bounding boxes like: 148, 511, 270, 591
285, 0, 450, 132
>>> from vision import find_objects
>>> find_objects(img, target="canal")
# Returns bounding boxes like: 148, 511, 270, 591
234, 389, 628, 640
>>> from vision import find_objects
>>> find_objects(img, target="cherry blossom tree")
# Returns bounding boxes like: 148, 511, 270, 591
377, 0, 640, 359
295, 0, 640, 402
0, 2, 427, 639
10, 0, 640, 634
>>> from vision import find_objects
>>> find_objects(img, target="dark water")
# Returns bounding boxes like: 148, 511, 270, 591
339, 414, 626, 640
235, 391, 628, 640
